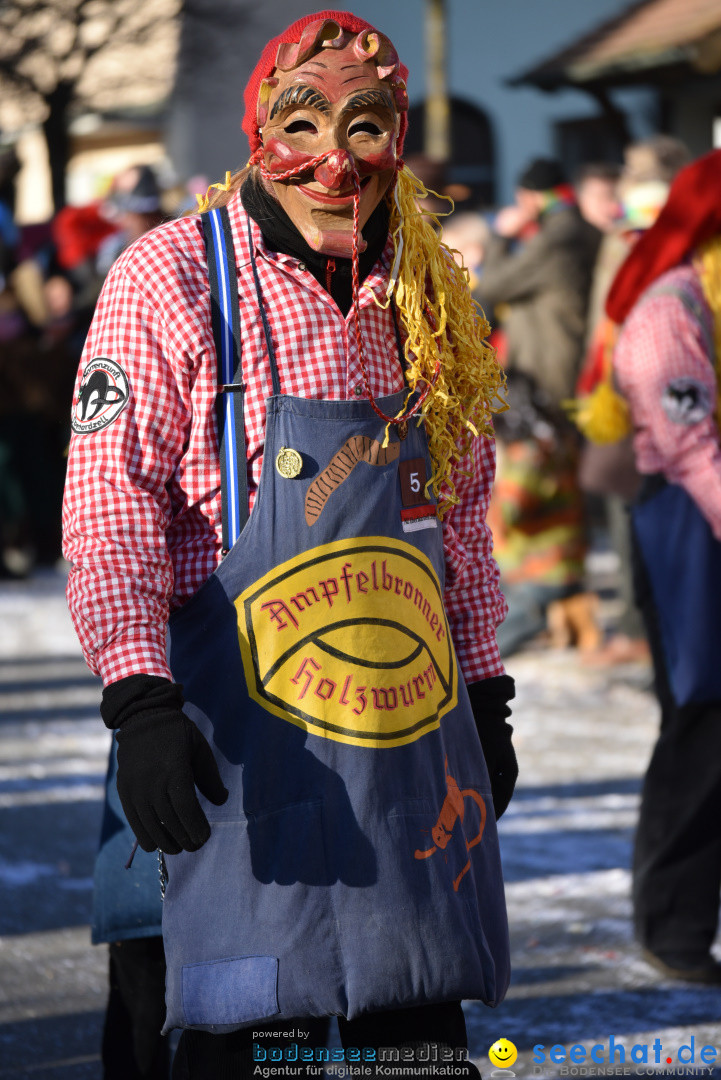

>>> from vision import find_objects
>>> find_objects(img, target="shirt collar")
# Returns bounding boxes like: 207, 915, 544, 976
361, 235, 394, 306
229, 186, 394, 307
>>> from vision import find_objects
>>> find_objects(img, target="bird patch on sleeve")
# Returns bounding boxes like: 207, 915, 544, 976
71, 357, 130, 434
661, 377, 713, 425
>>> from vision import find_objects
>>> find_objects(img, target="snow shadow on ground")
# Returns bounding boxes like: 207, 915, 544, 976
0, 655, 101, 725
0, 675, 98, 695
0, 802, 100, 935
0, 705, 101, 724
0, 1010, 103, 1079
465, 984, 721, 1054
510, 777, 642, 801
499, 776, 641, 882
501, 826, 634, 881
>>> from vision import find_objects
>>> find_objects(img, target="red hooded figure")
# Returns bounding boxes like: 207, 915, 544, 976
610, 149, 721, 986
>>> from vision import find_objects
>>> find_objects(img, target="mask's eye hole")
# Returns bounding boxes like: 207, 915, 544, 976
284, 119, 317, 134
348, 120, 383, 136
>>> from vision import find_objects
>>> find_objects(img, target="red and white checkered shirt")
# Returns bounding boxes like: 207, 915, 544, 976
62, 192, 506, 686
614, 264, 721, 539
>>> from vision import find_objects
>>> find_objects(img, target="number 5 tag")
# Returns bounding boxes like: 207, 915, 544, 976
399, 458, 430, 507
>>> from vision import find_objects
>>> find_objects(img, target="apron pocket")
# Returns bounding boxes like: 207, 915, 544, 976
247, 799, 329, 886
334, 797, 495, 1010
182, 955, 279, 1026
388, 794, 487, 911
163, 808, 346, 1029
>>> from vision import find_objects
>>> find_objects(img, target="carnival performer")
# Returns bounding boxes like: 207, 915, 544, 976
606, 149, 721, 984
62, 11, 516, 1077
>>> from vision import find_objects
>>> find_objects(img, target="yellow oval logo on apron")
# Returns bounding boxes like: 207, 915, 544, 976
236, 537, 457, 747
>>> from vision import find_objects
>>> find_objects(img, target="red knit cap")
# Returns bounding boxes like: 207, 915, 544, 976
242, 10, 409, 156
606, 149, 721, 325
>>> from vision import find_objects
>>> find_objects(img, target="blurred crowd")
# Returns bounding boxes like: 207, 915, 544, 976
439, 134, 693, 667
0, 132, 697, 672
0, 154, 201, 578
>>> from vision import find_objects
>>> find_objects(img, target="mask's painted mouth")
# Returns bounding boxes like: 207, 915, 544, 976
296, 175, 372, 205
297, 185, 355, 205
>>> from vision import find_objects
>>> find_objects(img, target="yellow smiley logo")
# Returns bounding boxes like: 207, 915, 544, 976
488, 1038, 518, 1069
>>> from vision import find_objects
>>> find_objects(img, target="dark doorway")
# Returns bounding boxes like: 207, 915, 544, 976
405, 97, 496, 209
554, 115, 626, 178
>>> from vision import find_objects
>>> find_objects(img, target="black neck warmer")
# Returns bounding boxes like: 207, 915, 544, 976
240, 170, 390, 316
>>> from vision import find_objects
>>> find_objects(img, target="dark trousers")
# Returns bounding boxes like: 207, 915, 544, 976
103, 936, 170, 1079
631, 529, 721, 955
102, 937, 480, 1080
172, 1001, 481, 1080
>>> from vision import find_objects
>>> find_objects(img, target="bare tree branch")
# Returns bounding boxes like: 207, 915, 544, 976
0, 0, 179, 115
0, 0, 180, 208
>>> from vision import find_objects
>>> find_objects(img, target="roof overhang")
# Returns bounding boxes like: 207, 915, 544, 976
509, 0, 721, 92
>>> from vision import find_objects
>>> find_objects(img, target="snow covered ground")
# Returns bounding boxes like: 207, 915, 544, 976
0, 570, 719, 1079
0, 570, 109, 1079
465, 649, 721, 1079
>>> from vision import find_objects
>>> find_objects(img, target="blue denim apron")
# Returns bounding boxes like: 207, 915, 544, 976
161, 207, 510, 1032
632, 476, 721, 706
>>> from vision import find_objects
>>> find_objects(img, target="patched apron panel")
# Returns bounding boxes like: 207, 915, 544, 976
161, 206, 510, 1032
632, 477, 721, 705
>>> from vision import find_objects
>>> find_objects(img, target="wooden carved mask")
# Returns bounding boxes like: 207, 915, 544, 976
257, 23, 408, 258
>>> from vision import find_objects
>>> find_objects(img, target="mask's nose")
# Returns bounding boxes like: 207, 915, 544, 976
313, 150, 355, 190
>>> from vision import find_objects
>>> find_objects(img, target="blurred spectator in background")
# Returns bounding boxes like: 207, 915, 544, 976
441, 211, 490, 292
476, 157, 602, 652
607, 149, 721, 984
96, 165, 165, 277
487, 371, 598, 657
475, 157, 601, 405
583, 136, 691, 373
0, 147, 20, 287
52, 197, 120, 342
0, 284, 79, 574
0, 147, 82, 575
575, 136, 690, 666
441, 210, 508, 363
574, 162, 622, 235
171, 174, 211, 217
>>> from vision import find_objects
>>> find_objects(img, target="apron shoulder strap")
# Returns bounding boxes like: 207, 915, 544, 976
202, 205, 248, 551
390, 297, 409, 386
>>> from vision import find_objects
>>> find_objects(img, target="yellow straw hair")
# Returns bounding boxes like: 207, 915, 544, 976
382, 164, 506, 514
197, 163, 507, 515
195, 172, 234, 212
696, 234, 721, 421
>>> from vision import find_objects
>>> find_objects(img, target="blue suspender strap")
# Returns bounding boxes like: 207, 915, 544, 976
202, 205, 248, 551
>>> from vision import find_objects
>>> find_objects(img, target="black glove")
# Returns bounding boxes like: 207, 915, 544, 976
101, 675, 228, 855
467, 675, 518, 820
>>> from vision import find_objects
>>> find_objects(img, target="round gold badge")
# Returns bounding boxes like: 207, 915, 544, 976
275, 446, 303, 479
